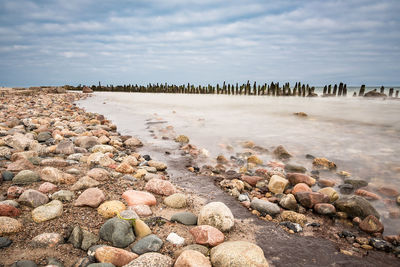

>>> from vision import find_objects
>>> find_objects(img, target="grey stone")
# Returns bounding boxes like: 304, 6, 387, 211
81, 229, 99, 251
10, 260, 38, 267
99, 218, 135, 248
131, 234, 163, 255
2, 170, 14, 181
18, 189, 49, 208
335, 195, 380, 219
68, 226, 83, 248
51, 190, 74, 202
87, 264, 115, 267
344, 179, 368, 189
12, 170, 41, 185
0, 236, 12, 248
123, 253, 173, 267
55, 140, 75, 155
251, 198, 281, 216
171, 212, 198, 225
37, 132, 52, 142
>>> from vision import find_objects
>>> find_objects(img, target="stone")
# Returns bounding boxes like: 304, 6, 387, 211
4, 133, 32, 151
7, 158, 35, 172
335, 195, 380, 219
198, 202, 235, 232
122, 190, 157, 206
377, 186, 399, 197
280, 221, 303, 233
71, 176, 100, 191
175, 135, 189, 144
268, 175, 289, 194
144, 178, 176, 196
344, 179, 368, 189
87, 152, 115, 167
339, 184, 354, 194
133, 169, 147, 179
81, 229, 100, 251
32, 200, 63, 223
97, 200, 126, 218
7, 186, 25, 199
359, 215, 384, 234
355, 189, 381, 200
241, 175, 263, 186
369, 238, 393, 252
11, 151, 38, 162
131, 234, 163, 255
38, 182, 58, 193
314, 203, 336, 216
175, 250, 211, 267
10, 260, 38, 267
287, 173, 315, 187
171, 212, 198, 225
41, 158, 70, 167
99, 217, 135, 248
119, 209, 139, 220
250, 198, 280, 216
0, 216, 22, 235
0, 236, 12, 248
280, 210, 307, 226
247, 155, 263, 165
129, 205, 152, 217
55, 140, 75, 155
190, 225, 225, 247
0, 146, 12, 158
284, 164, 306, 173
210, 241, 269, 267
95, 246, 138, 267
176, 244, 209, 257
37, 132, 52, 142
0, 203, 21, 216
279, 194, 297, 210
124, 137, 143, 148
147, 160, 167, 171
31, 233, 63, 248
51, 190, 75, 202
164, 193, 187, 208
12, 170, 40, 185
115, 163, 135, 174
273, 145, 291, 160
75, 136, 99, 149
312, 158, 336, 170
318, 187, 339, 202
133, 219, 152, 238
18, 189, 49, 208
91, 145, 115, 154
0, 199, 19, 208
2, 170, 14, 181
166, 232, 185, 245
41, 167, 76, 184
87, 168, 110, 181
74, 188, 105, 208
295, 191, 329, 209
69, 225, 83, 248
123, 253, 173, 267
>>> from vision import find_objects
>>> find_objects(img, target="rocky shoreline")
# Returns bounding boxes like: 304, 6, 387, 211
0, 90, 399, 266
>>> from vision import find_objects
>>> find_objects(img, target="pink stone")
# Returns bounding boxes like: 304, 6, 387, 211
122, 190, 156, 206
38, 182, 58, 193
0, 204, 21, 217
95, 246, 138, 267
18, 189, 49, 208
31, 233, 63, 248
7, 158, 35, 172
128, 205, 153, 217
7, 186, 25, 199
87, 168, 110, 181
241, 175, 263, 186
291, 183, 312, 195
189, 225, 225, 247
74, 187, 105, 208
144, 178, 176, 196
175, 250, 212, 267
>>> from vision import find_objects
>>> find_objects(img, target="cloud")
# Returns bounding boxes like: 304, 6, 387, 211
0, 0, 399, 86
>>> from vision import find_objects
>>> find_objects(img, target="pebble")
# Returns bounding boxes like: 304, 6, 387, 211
198, 202, 235, 232
344, 179, 368, 189
74, 188, 105, 208
115, 162, 135, 174
359, 215, 384, 234
279, 221, 303, 233
119, 209, 139, 220
123, 252, 173, 267
1, 170, 14, 181
287, 173, 316, 187
95, 246, 138, 267
31, 233, 63, 248
10, 260, 38, 267
166, 232, 185, 245
32, 200, 63, 223
335, 195, 380, 219
294, 191, 329, 209
268, 175, 289, 194
314, 203, 336, 216
0, 203, 21, 216
0, 216, 23, 234
40, 167, 76, 184
175, 244, 209, 257
18, 189, 49, 208
133, 219, 152, 238
7, 186, 25, 199
71, 176, 100, 191
241, 175, 264, 186
171, 212, 198, 225
99, 217, 135, 248
273, 145, 291, 160
0, 236, 12, 248
128, 204, 153, 217
280, 210, 307, 226
124, 137, 143, 148
122, 190, 157, 206
147, 160, 167, 171
318, 179, 335, 188
291, 183, 312, 194
12, 170, 41, 185
190, 225, 225, 247
87, 168, 110, 181
144, 178, 176, 196
250, 198, 281, 217
131, 234, 163, 255
279, 193, 297, 210
175, 250, 212, 267
369, 238, 393, 252
51, 190, 75, 202
38, 182, 58, 193
163, 193, 187, 208
97, 200, 126, 218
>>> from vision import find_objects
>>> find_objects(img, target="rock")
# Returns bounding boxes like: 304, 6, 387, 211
37, 132, 52, 142
41, 167, 76, 184
82, 86, 94, 93
250, 198, 280, 216
4, 133, 32, 151
0, 199, 19, 208
280, 221, 303, 233
369, 238, 393, 252
344, 179, 368, 189
123, 253, 173, 267
99, 218, 135, 248
268, 175, 289, 194
133, 169, 147, 179
318, 179, 335, 188
91, 145, 115, 154
2, 170, 14, 181
0, 236, 12, 248
241, 175, 263, 186
10, 260, 38, 267
0, 216, 22, 235
87, 152, 115, 167
95, 246, 138, 267
11, 151, 38, 162
32, 200, 63, 223
190, 225, 225, 247
355, 189, 381, 200
124, 137, 143, 148
7, 186, 25, 199
247, 155, 263, 165
115, 163, 134, 174
75, 136, 99, 149
41, 158, 70, 167
198, 202, 235, 232
69, 225, 83, 248
81, 229, 100, 251
312, 157, 336, 170
314, 203, 336, 216
87, 264, 114, 267
87, 168, 110, 181
144, 178, 176, 196
0, 203, 21, 216
133, 219, 152, 238
210, 241, 269, 267
147, 160, 167, 171
71, 176, 100, 191
284, 164, 306, 173
377, 186, 399, 197
129, 205, 152, 217
287, 173, 316, 187
164, 193, 187, 208
131, 234, 163, 255
97, 200, 126, 218
7, 158, 35, 172
295, 192, 329, 209
38, 182, 58, 193
273, 145, 291, 160
31, 233, 63, 248
318, 187, 339, 202
171, 212, 198, 225
166, 232, 185, 245
279, 194, 297, 210
119, 210, 139, 220
364, 90, 387, 97
18, 189, 49, 208
123, 190, 157, 206
176, 244, 209, 258
175, 135, 189, 144
55, 140, 75, 155
359, 215, 384, 234
0, 146, 12, 158
280, 210, 307, 226
51, 190, 74, 202
175, 250, 211, 267
12, 170, 40, 185
74, 188, 105, 208
335, 195, 380, 219
397, 196, 400, 206
291, 183, 312, 195
339, 184, 354, 194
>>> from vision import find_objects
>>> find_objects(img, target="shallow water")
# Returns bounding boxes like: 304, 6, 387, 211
78, 92, 400, 234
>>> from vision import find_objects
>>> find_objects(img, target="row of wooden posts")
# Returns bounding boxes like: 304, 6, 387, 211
70, 82, 399, 98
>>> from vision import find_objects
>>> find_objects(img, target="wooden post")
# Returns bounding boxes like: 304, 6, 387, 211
302, 84, 306, 97
323, 85, 327, 95
396, 90, 399, 98
333, 84, 337, 96
338, 83, 343, 96
359, 85, 365, 96
343, 84, 347, 96
380, 86, 385, 94
389, 88, 394, 97
328, 85, 332, 95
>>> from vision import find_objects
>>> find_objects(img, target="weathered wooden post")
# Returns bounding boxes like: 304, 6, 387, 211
380, 86, 385, 94
338, 83, 343, 96
396, 90, 399, 98
389, 88, 394, 97
359, 85, 365, 96
343, 84, 347, 96
328, 85, 332, 95
333, 84, 337, 96
302, 84, 306, 97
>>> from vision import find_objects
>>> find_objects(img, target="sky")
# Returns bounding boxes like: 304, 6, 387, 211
0, 0, 399, 87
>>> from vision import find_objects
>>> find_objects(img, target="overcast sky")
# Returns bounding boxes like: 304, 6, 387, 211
0, 0, 399, 87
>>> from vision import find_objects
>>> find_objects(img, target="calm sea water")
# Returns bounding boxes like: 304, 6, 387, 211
78, 92, 400, 234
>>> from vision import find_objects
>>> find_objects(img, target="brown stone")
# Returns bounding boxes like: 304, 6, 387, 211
144, 178, 176, 196
241, 175, 263, 186
312, 158, 336, 170
7, 158, 35, 172
95, 246, 138, 267
87, 168, 110, 181
7, 186, 25, 199
377, 186, 399, 197
0, 204, 21, 216
318, 179, 335, 188
128, 204, 152, 216
175, 250, 212, 267
115, 162, 135, 174
314, 203, 336, 216
74, 188, 105, 208
359, 215, 384, 234
38, 182, 58, 193
291, 183, 312, 195
122, 190, 156, 206
355, 189, 381, 200
287, 173, 316, 186
190, 225, 225, 247
295, 192, 329, 208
